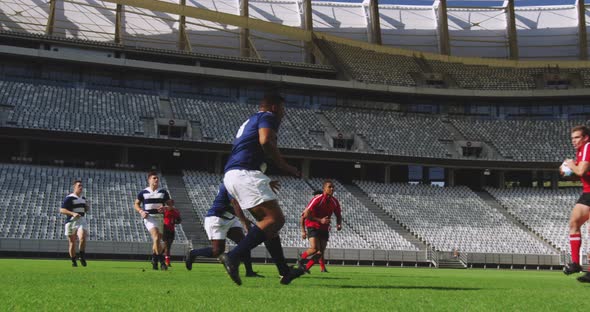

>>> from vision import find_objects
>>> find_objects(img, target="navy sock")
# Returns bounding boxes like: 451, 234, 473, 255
191, 247, 213, 258
242, 252, 254, 274
228, 225, 267, 261
151, 253, 158, 263
264, 236, 289, 276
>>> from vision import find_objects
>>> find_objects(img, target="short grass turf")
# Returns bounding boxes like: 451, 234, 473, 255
1, 259, 587, 311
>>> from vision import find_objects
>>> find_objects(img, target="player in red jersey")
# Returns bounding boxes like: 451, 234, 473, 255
163, 200, 181, 267
297, 180, 342, 273
561, 125, 590, 281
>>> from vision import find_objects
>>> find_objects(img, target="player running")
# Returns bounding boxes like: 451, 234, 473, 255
297, 180, 342, 273
185, 183, 263, 278
163, 199, 181, 267
561, 125, 590, 282
60, 180, 89, 267
134, 171, 172, 271
219, 92, 305, 286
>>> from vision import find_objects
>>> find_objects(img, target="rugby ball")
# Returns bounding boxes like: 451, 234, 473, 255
561, 162, 573, 177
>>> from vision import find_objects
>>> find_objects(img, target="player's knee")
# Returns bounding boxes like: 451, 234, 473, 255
270, 214, 285, 230
569, 219, 581, 231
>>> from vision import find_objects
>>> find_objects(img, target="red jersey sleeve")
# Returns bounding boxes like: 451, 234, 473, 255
333, 197, 342, 219
583, 143, 590, 162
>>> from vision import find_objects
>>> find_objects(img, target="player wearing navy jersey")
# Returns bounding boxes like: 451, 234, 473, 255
185, 183, 262, 278
561, 126, 590, 282
219, 93, 305, 286
60, 180, 89, 267
134, 171, 172, 270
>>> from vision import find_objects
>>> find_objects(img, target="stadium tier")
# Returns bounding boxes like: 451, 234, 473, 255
0, 80, 160, 137
485, 187, 587, 253
321, 40, 590, 90
1, 77, 587, 162
0, 163, 187, 242
354, 181, 556, 254
1, 163, 575, 256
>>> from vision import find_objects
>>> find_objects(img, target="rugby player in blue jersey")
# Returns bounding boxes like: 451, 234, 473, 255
185, 183, 263, 278
219, 92, 305, 285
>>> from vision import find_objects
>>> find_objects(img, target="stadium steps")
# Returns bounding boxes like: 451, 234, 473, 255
437, 258, 467, 269
471, 189, 560, 253
159, 99, 174, 118
441, 120, 504, 159
163, 175, 208, 247
341, 183, 428, 251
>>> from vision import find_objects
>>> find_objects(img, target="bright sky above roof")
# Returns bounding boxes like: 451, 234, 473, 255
314, 0, 577, 6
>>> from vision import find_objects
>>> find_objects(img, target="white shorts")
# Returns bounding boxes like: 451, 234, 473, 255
64, 217, 88, 236
143, 214, 164, 232
223, 169, 278, 210
204, 214, 243, 240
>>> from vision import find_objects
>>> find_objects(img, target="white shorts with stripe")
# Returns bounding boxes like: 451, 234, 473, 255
204, 214, 243, 240
143, 214, 164, 232
64, 217, 88, 236
223, 169, 277, 210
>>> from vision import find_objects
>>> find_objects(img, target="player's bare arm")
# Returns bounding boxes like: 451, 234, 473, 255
565, 159, 590, 177
305, 212, 330, 225
134, 199, 148, 219
336, 213, 343, 231
60, 208, 79, 218
259, 127, 299, 177
300, 209, 308, 239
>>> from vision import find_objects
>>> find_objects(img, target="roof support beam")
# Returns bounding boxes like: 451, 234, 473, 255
577, 0, 588, 60
506, 0, 518, 60
239, 0, 250, 57
114, 4, 124, 44
303, 0, 314, 63
178, 0, 191, 51
436, 0, 450, 55
368, 0, 382, 45
46, 0, 57, 35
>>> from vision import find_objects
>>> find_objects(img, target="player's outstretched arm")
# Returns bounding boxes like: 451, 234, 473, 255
259, 128, 299, 177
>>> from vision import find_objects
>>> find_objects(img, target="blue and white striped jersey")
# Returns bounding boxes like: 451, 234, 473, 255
61, 193, 87, 223
137, 188, 171, 214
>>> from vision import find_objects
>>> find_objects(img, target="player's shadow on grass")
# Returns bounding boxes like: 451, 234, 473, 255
305, 276, 352, 280
324, 285, 482, 291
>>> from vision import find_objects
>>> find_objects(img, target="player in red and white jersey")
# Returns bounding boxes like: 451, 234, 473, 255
297, 180, 342, 273
561, 125, 590, 282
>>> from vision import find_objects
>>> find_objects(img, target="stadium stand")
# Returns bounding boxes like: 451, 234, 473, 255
0, 80, 160, 137
324, 108, 453, 157
0, 163, 187, 242
450, 118, 579, 162
485, 187, 585, 253
318, 39, 590, 90
1, 77, 582, 162
355, 181, 556, 254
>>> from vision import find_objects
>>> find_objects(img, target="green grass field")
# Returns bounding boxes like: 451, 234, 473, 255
1, 259, 587, 311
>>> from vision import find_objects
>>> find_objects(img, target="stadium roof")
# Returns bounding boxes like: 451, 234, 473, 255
1, 0, 588, 62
